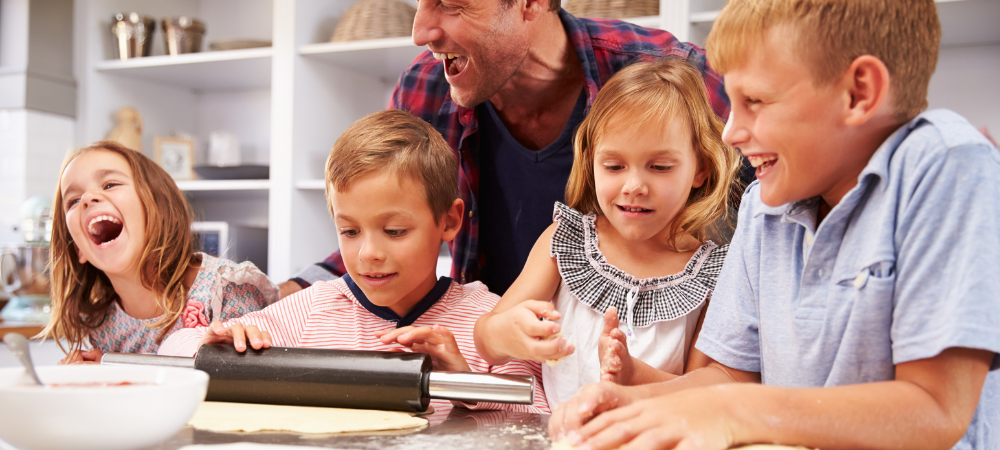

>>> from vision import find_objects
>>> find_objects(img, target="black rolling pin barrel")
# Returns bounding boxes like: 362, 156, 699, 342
101, 344, 534, 413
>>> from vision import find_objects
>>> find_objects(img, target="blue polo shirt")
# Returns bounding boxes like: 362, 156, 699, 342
697, 109, 1000, 449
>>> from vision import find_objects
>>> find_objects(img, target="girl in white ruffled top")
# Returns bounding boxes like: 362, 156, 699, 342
474, 59, 743, 405
43, 141, 279, 362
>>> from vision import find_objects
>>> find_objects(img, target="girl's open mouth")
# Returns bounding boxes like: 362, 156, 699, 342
88, 215, 124, 247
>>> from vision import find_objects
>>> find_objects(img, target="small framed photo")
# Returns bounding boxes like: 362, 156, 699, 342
154, 136, 194, 180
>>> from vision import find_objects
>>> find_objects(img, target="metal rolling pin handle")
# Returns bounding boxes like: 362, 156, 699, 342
101, 347, 534, 408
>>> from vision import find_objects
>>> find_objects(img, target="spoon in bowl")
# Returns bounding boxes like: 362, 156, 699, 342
3, 333, 43, 385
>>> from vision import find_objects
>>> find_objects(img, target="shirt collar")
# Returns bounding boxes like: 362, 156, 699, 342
342, 273, 453, 328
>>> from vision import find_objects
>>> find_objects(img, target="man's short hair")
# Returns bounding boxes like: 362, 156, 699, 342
325, 109, 459, 221
707, 0, 941, 120
501, 0, 560, 12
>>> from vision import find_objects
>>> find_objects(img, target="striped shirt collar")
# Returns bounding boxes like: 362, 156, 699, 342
342, 273, 454, 328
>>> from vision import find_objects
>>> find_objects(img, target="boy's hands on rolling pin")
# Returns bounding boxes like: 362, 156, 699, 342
198, 320, 272, 352
487, 300, 575, 364
598, 307, 634, 384
375, 325, 471, 372
60, 348, 104, 365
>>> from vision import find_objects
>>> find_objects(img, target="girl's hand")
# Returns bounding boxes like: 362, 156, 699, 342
59, 348, 104, 365
598, 307, 633, 385
198, 320, 272, 352
375, 325, 471, 372
488, 300, 575, 363
548, 381, 641, 441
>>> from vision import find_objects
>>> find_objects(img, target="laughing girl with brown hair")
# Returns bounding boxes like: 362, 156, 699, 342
43, 141, 278, 362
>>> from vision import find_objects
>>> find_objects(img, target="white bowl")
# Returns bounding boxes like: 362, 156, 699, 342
0, 365, 208, 450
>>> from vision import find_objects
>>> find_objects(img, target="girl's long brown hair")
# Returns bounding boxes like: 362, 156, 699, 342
565, 58, 743, 249
41, 141, 196, 354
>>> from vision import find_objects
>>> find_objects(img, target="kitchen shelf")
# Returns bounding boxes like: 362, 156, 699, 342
94, 47, 273, 91
688, 0, 1000, 46
300, 37, 425, 82
690, 11, 719, 24
294, 179, 326, 190
175, 179, 271, 191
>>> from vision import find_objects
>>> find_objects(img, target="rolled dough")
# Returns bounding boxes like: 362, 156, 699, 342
188, 401, 428, 434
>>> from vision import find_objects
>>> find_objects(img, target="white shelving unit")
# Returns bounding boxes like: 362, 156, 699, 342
74, 0, 1000, 281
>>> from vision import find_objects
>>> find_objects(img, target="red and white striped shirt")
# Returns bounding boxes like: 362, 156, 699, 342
159, 277, 549, 414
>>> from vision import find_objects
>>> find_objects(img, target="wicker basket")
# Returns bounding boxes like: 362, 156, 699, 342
331, 0, 416, 42
564, 0, 659, 19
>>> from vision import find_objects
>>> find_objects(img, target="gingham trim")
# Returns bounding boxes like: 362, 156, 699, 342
549, 202, 727, 327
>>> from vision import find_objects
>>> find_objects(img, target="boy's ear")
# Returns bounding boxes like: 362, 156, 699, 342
841, 55, 892, 127
440, 198, 465, 242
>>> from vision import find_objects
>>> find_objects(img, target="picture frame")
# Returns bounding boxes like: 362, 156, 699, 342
154, 136, 194, 180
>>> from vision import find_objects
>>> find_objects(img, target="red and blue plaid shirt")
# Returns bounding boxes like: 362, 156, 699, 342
293, 10, 730, 288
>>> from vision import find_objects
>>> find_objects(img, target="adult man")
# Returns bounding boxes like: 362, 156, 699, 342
281, 0, 731, 297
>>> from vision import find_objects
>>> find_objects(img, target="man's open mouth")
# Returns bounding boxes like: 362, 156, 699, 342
88, 215, 124, 246
433, 52, 468, 78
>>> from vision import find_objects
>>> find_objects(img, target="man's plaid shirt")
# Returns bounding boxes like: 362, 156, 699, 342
293, 10, 730, 288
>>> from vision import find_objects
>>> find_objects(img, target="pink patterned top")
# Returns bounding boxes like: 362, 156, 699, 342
87, 253, 279, 354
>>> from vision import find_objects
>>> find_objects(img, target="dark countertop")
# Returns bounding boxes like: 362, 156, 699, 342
152, 405, 553, 450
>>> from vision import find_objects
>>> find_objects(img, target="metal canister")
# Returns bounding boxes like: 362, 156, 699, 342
162, 17, 206, 56
110, 12, 155, 60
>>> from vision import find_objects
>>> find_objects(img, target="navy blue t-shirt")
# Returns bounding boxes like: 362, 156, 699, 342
476, 90, 588, 295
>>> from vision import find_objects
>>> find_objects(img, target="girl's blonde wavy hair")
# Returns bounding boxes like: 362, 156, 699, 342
566, 58, 743, 248
41, 141, 197, 354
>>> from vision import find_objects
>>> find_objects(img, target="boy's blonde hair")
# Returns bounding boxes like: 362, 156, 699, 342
44, 141, 197, 353
566, 58, 743, 248
326, 109, 459, 221
707, 0, 941, 121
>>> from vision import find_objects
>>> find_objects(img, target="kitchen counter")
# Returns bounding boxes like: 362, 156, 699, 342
152, 404, 553, 450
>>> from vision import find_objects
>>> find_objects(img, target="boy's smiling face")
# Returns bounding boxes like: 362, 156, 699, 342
330, 171, 462, 316
722, 26, 880, 208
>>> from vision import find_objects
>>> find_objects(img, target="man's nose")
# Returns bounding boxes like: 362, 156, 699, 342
412, 1, 444, 47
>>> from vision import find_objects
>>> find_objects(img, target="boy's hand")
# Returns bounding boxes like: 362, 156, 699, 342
375, 325, 471, 372
488, 300, 575, 363
60, 348, 104, 365
598, 307, 633, 385
557, 385, 736, 450
548, 381, 642, 441
198, 320, 272, 352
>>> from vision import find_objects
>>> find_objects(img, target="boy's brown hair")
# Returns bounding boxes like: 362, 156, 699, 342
44, 141, 197, 354
326, 109, 459, 221
707, 0, 941, 121
566, 58, 743, 249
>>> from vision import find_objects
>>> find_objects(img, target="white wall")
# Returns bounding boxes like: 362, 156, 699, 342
0, 109, 75, 244
927, 43, 1000, 134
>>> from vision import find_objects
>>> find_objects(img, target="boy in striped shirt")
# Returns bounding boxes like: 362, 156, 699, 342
159, 109, 549, 414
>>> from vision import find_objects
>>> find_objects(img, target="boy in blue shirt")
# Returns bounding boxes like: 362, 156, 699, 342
548, 1, 1000, 449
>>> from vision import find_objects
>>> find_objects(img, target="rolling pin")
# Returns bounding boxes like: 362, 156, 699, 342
102, 344, 534, 413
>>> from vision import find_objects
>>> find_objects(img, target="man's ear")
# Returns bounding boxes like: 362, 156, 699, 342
440, 198, 465, 242
523, 0, 549, 21
841, 55, 891, 127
